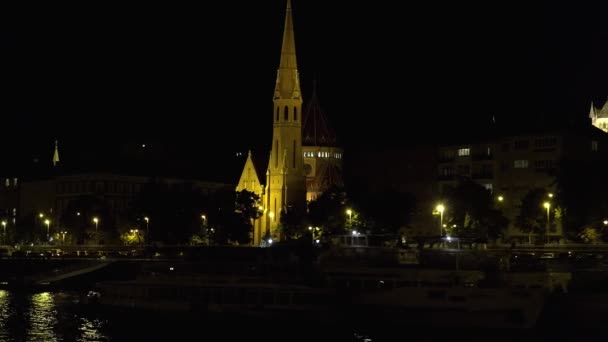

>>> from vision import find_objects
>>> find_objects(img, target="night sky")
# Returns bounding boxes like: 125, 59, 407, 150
1, 0, 607, 179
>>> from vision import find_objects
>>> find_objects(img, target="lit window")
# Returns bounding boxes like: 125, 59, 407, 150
13, 178, 17, 186
483, 184, 493, 192
514, 160, 529, 168
12, 208, 16, 216
457, 148, 470, 156
4, 179, 8, 187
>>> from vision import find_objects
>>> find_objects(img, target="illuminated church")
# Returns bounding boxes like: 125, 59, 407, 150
590, 98, 608, 132
236, 0, 343, 246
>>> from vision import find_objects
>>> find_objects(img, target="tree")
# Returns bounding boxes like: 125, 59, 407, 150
555, 158, 608, 239
203, 189, 258, 245
578, 227, 601, 244
307, 185, 349, 235
235, 190, 262, 222
126, 180, 211, 244
516, 188, 551, 243
353, 189, 415, 235
60, 195, 113, 244
280, 205, 306, 240
443, 179, 509, 241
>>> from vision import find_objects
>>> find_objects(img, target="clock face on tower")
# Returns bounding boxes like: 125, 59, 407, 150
304, 163, 312, 176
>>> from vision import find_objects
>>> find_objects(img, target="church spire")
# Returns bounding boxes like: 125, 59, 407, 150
589, 101, 596, 119
52, 140, 60, 166
274, 0, 301, 100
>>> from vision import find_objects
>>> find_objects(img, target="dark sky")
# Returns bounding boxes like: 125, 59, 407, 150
1, 0, 607, 178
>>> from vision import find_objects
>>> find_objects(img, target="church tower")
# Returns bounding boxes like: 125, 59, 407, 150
590, 98, 608, 132
265, 0, 306, 239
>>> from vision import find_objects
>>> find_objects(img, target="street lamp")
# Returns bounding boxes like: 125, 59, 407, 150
1, 221, 6, 245
130, 229, 141, 245
44, 219, 50, 241
201, 214, 206, 226
61, 231, 67, 245
543, 202, 551, 243
436, 204, 445, 236
308, 226, 320, 244
497, 195, 504, 202
92, 217, 99, 232
346, 209, 352, 225
144, 216, 150, 244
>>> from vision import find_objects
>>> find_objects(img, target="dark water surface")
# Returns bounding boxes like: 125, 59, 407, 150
0, 290, 604, 341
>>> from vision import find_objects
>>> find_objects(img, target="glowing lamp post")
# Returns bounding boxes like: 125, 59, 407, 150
346, 209, 353, 227
543, 202, 551, 243
436, 204, 445, 236
144, 217, 150, 245
1, 221, 6, 245
44, 219, 50, 241
93, 217, 99, 232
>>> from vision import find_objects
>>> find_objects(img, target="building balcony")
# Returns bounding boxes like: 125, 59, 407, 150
472, 154, 493, 161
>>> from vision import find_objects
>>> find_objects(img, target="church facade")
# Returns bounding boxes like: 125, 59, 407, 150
236, 0, 343, 246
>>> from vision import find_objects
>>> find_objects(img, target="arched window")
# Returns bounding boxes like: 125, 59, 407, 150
276, 107, 279, 121
284, 106, 288, 121
294, 107, 298, 121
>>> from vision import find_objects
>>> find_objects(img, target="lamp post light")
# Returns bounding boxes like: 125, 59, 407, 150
603, 220, 608, 226
144, 217, 150, 245
497, 195, 504, 202
1, 221, 6, 245
346, 209, 352, 226
130, 229, 141, 245
44, 219, 50, 241
61, 231, 67, 245
543, 202, 551, 243
93, 217, 99, 232
308, 226, 320, 244
436, 204, 445, 236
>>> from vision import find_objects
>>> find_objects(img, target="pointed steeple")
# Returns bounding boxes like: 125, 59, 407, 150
600, 97, 608, 117
303, 79, 337, 147
589, 101, 597, 119
52, 140, 60, 166
274, 0, 301, 100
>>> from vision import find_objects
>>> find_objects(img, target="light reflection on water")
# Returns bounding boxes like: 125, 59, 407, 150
0, 290, 10, 341
0, 291, 107, 342
28, 292, 58, 342
0, 290, 373, 341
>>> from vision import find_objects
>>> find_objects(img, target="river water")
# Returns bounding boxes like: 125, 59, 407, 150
0, 289, 362, 341
0, 289, 604, 341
